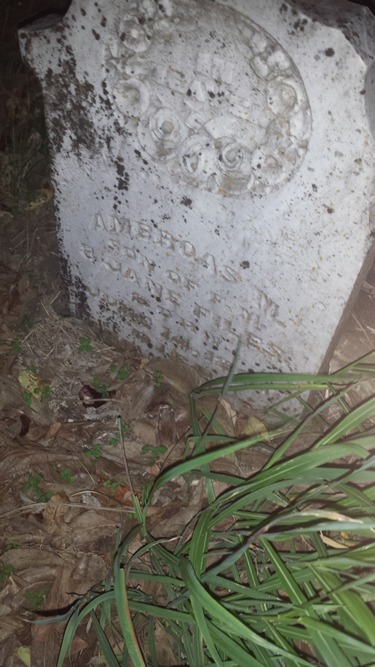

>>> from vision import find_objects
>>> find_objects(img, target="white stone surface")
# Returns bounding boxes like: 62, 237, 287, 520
19, 0, 375, 375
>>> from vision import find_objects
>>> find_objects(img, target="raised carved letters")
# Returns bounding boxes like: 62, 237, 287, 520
83, 211, 284, 366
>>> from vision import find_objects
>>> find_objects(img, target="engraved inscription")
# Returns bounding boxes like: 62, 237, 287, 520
86, 285, 284, 367
94, 213, 242, 283
106, 0, 311, 196
80, 214, 283, 334
83, 208, 285, 368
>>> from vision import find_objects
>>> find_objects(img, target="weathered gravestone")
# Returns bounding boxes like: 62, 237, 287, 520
19, 0, 375, 376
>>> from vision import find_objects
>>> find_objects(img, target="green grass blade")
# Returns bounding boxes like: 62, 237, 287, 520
114, 568, 145, 666
91, 611, 121, 667
260, 539, 353, 667
311, 568, 375, 646
180, 558, 314, 665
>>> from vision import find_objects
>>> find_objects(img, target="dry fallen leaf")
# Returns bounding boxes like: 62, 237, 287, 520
242, 415, 269, 441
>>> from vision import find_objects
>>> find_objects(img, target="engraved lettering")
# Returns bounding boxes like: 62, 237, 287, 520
95, 213, 106, 231
103, 257, 121, 272
205, 332, 221, 348
160, 230, 175, 249
95, 212, 126, 233
94, 214, 243, 285
166, 289, 181, 306
106, 238, 120, 253
131, 327, 152, 348
193, 303, 210, 318
169, 333, 191, 352
159, 306, 172, 319
220, 265, 242, 283
179, 317, 197, 332
123, 267, 141, 285
121, 244, 135, 258
185, 277, 197, 290
189, 347, 200, 359
267, 342, 285, 359
181, 241, 195, 258
87, 285, 100, 297
211, 292, 222, 304
241, 330, 262, 350
79, 243, 96, 261
201, 252, 217, 275
132, 291, 150, 306
258, 290, 279, 319
131, 220, 151, 240
118, 303, 152, 329
203, 350, 231, 372
161, 327, 170, 339
167, 270, 180, 284
147, 279, 162, 300
100, 293, 119, 307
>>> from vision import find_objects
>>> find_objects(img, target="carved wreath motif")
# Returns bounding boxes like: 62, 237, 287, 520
106, 0, 311, 196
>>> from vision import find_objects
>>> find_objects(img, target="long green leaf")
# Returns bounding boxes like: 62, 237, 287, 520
180, 558, 314, 665
114, 568, 145, 666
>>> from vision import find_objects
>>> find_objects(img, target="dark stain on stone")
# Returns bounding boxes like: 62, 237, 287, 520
44, 48, 102, 158
293, 18, 308, 31
92, 29, 100, 40
312, 183, 317, 192
240, 260, 250, 269
99, 94, 112, 111
73, 273, 91, 319
325, 47, 334, 57
208, 90, 215, 98
115, 158, 129, 191
101, 17, 107, 27
80, 8, 86, 15
115, 159, 125, 177
326, 206, 334, 214
181, 196, 192, 207
114, 119, 124, 136
117, 179, 128, 190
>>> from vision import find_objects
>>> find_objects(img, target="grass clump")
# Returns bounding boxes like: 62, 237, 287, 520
56, 353, 375, 666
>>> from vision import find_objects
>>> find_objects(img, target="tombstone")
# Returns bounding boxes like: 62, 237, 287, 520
18, 0, 375, 377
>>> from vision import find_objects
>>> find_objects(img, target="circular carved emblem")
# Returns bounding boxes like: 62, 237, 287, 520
106, 0, 311, 196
